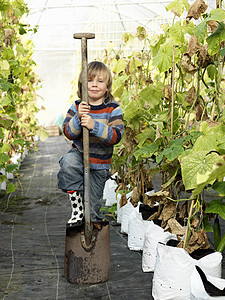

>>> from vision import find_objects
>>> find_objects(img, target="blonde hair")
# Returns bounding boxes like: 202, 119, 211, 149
77, 61, 113, 102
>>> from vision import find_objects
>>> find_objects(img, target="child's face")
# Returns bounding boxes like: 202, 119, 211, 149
88, 71, 107, 105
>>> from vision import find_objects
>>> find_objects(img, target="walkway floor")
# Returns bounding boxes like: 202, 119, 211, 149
0, 136, 153, 300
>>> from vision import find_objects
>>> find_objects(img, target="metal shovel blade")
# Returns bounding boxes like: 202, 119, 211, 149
64, 220, 110, 284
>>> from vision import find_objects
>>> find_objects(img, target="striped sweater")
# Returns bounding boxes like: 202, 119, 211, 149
63, 98, 124, 170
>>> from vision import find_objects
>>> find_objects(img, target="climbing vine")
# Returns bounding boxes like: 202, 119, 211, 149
103, 0, 225, 252
0, 0, 46, 193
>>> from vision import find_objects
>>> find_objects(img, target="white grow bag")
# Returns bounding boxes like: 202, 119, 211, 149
103, 173, 118, 207
152, 243, 222, 300
120, 200, 140, 234
142, 221, 177, 272
127, 210, 150, 251
190, 266, 225, 300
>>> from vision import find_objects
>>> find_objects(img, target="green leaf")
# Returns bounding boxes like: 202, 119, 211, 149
0, 153, 10, 165
19, 25, 27, 35
0, 60, 10, 70
139, 83, 163, 109
192, 156, 225, 196
134, 142, 159, 161
0, 79, 13, 91
36, 127, 49, 142
0, 143, 10, 153
0, 113, 14, 129
162, 144, 184, 161
156, 152, 163, 164
112, 59, 127, 74
166, 0, 189, 17
205, 199, 225, 219
207, 64, 215, 80
207, 8, 225, 23
180, 150, 220, 190
169, 21, 185, 44
6, 164, 18, 172
152, 41, 181, 73
0, 128, 4, 139
2, 48, 14, 60
192, 123, 225, 153
6, 182, 17, 193
203, 216, 213, 232
219, 47, 225, 57
212, 181, 225, 196
136, 128, 156, 147
207, 22, 225, 55
149, 34, 166, 57
12, 138, 25, 146
112, 75, 128, 99
194, 20, 207, 44
1, 96, 12, 107
0, 0, 10, 12
130, 57, 142, 72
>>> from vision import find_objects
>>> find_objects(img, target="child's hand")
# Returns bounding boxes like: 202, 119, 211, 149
78, 101, 90, 119
81, 114, 95, 130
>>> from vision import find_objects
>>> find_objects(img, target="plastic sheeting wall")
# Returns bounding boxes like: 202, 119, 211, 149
24, 0, 218, 126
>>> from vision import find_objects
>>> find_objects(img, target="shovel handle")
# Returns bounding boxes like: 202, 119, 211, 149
74, 33, 95, 247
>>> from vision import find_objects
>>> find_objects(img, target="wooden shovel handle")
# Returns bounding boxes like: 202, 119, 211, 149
74, 33, 95, 248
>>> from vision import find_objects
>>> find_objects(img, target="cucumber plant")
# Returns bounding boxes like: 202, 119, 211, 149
0, 0, 47, 193
108, 0, 225, 252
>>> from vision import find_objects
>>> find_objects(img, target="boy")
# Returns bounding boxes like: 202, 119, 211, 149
57, 61, 124, 227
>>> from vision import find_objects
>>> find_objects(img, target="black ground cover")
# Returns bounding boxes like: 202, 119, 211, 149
0, 136, 154, 300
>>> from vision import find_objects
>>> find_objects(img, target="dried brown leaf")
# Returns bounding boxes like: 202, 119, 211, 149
143, 190, 169, 205
166, 218, 186, 236
119, 193, 127, 208
185, 86, 196, 105
208, 20, 218, 33
197, 45, 213, 68
186, 0, 208, 23
163, 84, 172, 100
159, 201, 177, 223
130, 186, 140, 207
178, 228, 210, 253
187, 35, 201, 57
178, 201, 189, 220
191, 217, 199, 229
195, 102, 208, 121
181, 54, 198, 74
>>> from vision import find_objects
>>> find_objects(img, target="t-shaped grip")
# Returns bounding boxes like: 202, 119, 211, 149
73, 33, 95, 39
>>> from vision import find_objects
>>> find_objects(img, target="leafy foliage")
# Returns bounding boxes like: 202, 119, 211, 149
0, 0, 45, 193
69, 0, 225, 252
104, 1, 225, 252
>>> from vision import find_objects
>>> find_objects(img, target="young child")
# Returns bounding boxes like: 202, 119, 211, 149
57, 61, 124, 227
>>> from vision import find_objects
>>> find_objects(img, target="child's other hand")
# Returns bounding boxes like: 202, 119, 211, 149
81, 114, 95, 130
78, 101, 90, 119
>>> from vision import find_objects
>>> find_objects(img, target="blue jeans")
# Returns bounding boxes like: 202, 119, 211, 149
57, 147, 111, 221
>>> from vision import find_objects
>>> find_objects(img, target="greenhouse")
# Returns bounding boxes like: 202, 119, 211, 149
1, 0, 225, 299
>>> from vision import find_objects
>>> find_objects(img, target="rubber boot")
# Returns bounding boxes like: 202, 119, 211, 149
67, 191, 84, 228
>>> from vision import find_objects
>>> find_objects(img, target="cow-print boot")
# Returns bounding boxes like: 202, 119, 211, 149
67, 191, 84, 227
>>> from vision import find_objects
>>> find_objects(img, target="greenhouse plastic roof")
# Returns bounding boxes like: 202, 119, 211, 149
23, 0, 218, 125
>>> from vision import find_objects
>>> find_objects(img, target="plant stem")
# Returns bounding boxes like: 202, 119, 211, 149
171, 45, 175, 139
183, 199, 195, 249
133, 57, 138, 101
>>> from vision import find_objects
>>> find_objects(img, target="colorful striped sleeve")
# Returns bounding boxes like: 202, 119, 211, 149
90, 103, 124, 145
62, 102, 82, 140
